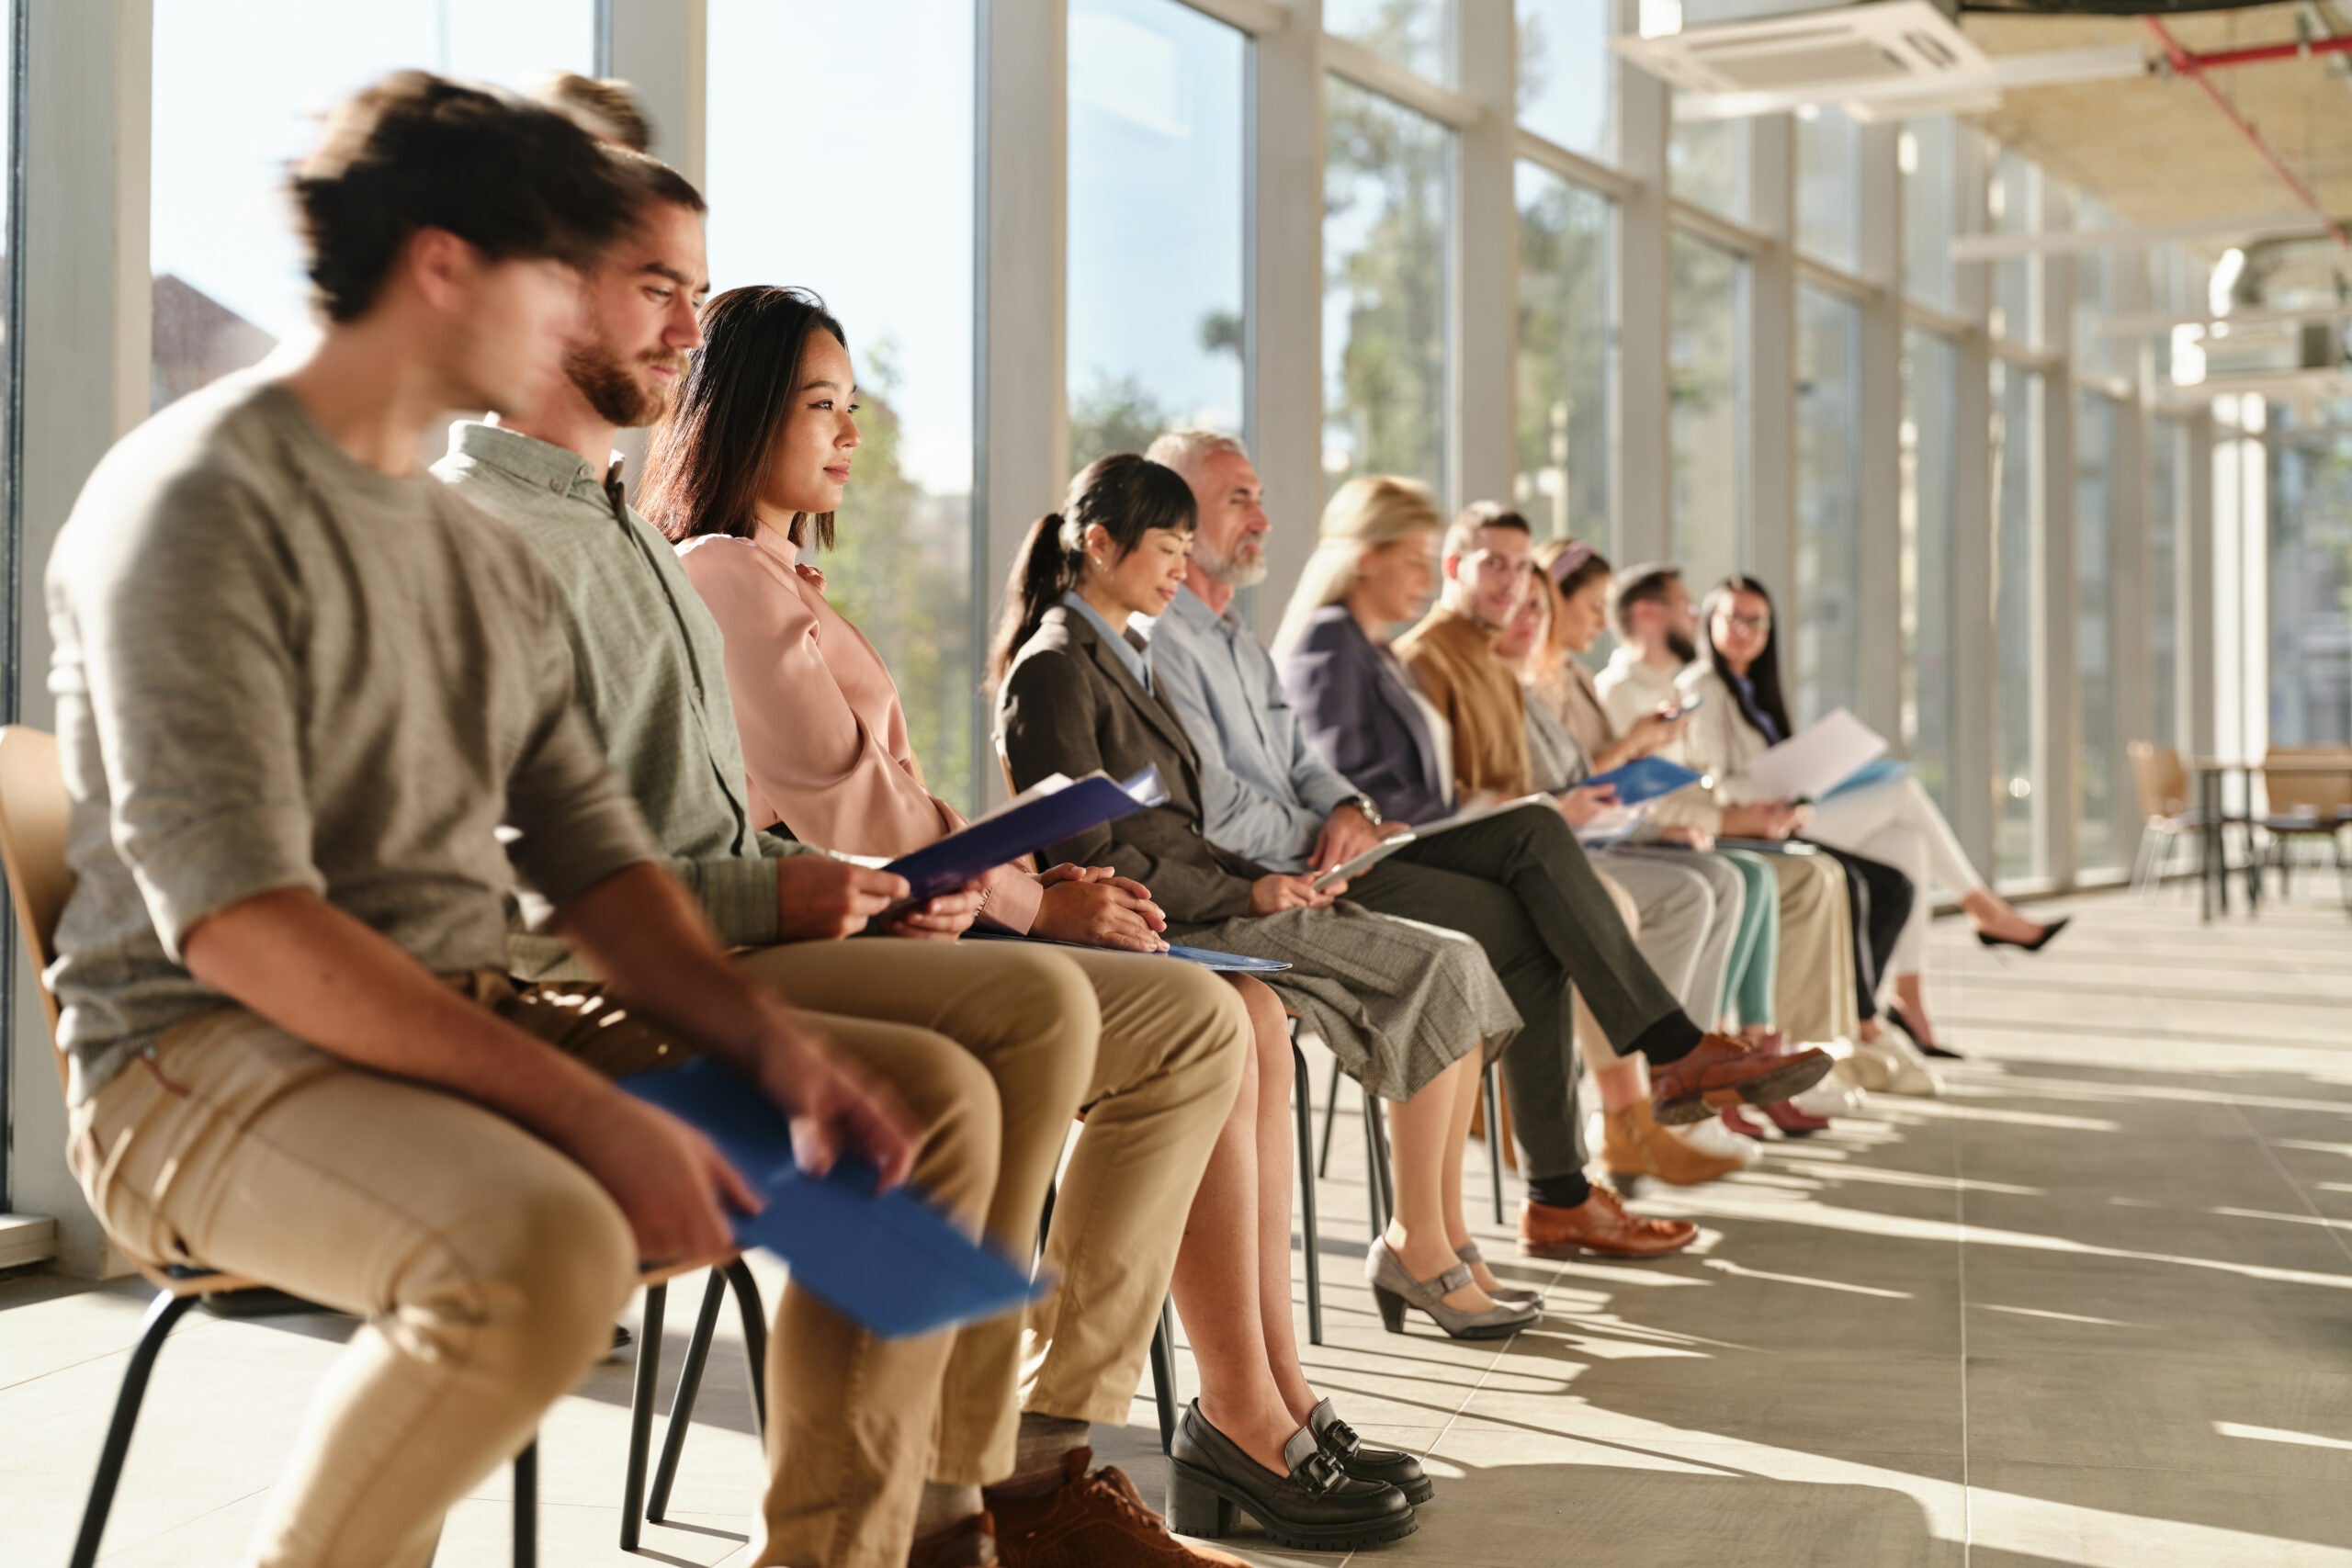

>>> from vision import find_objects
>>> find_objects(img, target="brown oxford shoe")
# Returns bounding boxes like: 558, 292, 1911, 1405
909, 1512, 997, 1567
1649, 1031, 1835, 1125
1521, 1187, 1698, 1260
985, 1447, 1250, 1567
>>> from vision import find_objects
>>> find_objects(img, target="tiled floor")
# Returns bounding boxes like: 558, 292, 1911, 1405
6, 885, 2351, 1565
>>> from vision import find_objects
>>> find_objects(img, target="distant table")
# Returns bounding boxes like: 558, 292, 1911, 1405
2185, 756, 2352, 922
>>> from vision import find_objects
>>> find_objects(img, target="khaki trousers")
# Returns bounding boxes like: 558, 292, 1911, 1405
1768, 852, 1860, 1046
69, 971, 1003, 1568
722, 939, 1246, 1568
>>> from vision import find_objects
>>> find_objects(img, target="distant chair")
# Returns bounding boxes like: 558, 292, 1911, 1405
2256, 746, 2352, 903
2127, 741, 2225, 900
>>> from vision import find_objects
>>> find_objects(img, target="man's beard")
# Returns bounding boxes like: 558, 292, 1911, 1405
1666, 629, 1699, 664
566, 339, 674, 428
1195, 533, 1268, 589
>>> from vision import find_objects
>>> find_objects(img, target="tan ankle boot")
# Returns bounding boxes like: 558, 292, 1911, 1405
1603, 1100, 1747, 1187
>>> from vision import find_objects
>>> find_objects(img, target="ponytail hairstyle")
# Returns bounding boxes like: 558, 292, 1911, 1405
1697, 573, 1792, 739
641, 284, 849, 549
988, 453, 1198, 684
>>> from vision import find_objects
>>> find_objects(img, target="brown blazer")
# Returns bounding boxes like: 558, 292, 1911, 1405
995, 604, 1270, 926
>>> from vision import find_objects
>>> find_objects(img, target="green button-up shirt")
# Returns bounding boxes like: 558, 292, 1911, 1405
435, 421, 809, 974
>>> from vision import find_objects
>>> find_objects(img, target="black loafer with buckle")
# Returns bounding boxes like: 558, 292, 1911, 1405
1167, 1401, 1417, 1551
1307, 1396, 1433, 1505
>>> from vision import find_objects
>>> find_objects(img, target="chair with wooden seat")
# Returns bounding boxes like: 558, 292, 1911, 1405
0, 726, 542, 1568
2128, 741, 2229, 899
2256, 746, 2352, 903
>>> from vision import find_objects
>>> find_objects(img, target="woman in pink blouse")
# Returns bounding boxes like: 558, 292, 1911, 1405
643, 287, 1434, 1540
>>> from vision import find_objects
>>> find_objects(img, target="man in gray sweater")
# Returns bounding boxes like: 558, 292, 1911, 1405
45, 74, 972, 1568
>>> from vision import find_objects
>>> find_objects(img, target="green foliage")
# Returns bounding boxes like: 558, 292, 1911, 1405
1069, 372, 1181, 476
1514, 172, 1610, 538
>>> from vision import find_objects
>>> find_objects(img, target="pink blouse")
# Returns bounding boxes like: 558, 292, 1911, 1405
675, 522, 1046, 931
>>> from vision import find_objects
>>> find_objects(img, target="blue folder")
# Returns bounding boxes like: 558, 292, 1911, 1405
1579, 755, 1705, 805
883, 768, 1165, 907
620, 1057, 1046, 1341
962, 929, 1291, 973
1820, 757, 1908, 802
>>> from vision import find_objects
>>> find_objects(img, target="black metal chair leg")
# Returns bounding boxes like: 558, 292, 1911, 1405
726, 1259, 768, 1432
70, 1289, 203, 1568
646, 1268, 729, 1524
512, 1438, 537, 1568
1317, 1056, 1344, 1179
1291, 1042, 1323, 1348
1148, 1296, 1180, 1454
1362, 1095, 1394, 1237
1483, 1063, 1508, 1225
619, 1282, 667, 1551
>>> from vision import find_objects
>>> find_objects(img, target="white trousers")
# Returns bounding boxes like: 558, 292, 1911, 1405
1803, 773, 1984, 976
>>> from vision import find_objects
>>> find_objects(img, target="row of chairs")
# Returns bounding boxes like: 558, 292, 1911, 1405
2129, 740, 2352, 900
1, 725, 1516, 1562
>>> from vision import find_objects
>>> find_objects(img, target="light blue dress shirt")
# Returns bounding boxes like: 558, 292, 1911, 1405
1139, 586, 1361, 873
1059, 590, 1155, 692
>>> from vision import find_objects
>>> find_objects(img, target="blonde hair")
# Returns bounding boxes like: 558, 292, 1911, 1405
1270, 476, 1445, 665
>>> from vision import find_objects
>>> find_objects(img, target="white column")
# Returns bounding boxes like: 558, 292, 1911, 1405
1946, 129, 1996, 873
976, 0, 1069, 795
1851, 120, 1905, 738
1246, 0, 1325, 637
2039, 179, 2077, 886
1452, 0, 1515, 513
1612, 0, 1669, 566
2183, 408, 2217, 761
1745, 115, 1795, 596
12, 0, 153, 1273
603, 0, 706, 184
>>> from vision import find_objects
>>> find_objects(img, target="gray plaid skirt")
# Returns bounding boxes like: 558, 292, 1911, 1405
1169, 902, 1520, 1101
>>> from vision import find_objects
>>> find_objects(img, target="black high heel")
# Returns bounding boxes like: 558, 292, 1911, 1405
1976, 915, 2069, 953
1887, 1002, 1962, 1060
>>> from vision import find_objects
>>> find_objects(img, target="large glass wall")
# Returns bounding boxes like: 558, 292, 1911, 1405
1992, 362, 2046, 883
1670, 234, 1746, 587
2075, 390, 2122, 874
1325, 0, 1453, 83
1516, 0, 1613, 162
2148, 417, 2184, 750
1670, 111, 1747, 222
2267, 406, 2352, 746
1903, 118, 1957, 314
1903, 331, 1958, 817
1991, 149, 2038, 347
1513, 165, 1611, 544
1796, 107, 1859, 273
148, 0, 594, 412
1793, 288, 1860, 722
1067, 0, 1246, 474
1323, 75, 1451, 497
707, 0, 979, 812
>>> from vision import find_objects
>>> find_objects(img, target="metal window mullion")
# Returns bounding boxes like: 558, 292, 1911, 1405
1319, 33, 1476, 130
2037, 177, 2077, 886
1947, 125, 1997, 872
1792, 253, 1876, 306
1176, 0, 1288, 36
1668, 197, 1768, 258
1513, 126, 1638, 203
1851, 118, 1903, 739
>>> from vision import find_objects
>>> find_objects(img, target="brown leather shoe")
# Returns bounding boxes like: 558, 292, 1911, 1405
985, 1447, 1250, 1567
1521, 1188, 1698, 1260
910, 1511, 997, 1567
1649, 1032, 1834, 1125
1602, 1100, 1746, 1187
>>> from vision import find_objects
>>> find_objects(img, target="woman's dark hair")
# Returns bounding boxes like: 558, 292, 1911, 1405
988, 454, 1198, 685
292, 71, 638, 323
640, 285, 849, 549
1698, 574, 1792, 739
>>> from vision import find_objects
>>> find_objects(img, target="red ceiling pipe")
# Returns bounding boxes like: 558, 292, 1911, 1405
2143, 15, 2351, 248
2176, 33, 2352, 71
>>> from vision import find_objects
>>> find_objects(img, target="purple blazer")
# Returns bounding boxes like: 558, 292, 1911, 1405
1279, 604, 1453, 828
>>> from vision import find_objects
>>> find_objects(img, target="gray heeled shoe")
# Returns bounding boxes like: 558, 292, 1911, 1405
1455, 1241, 1544, 1310
1365, 1238, 1538, 1341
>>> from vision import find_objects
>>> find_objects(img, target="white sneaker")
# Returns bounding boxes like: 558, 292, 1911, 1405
1853, 1032, 1942, 1098
1791, 1077, 1862, 1118
1671, 1115, 1762, 1167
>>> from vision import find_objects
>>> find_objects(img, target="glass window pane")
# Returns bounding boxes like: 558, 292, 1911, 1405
1671, 234, 1746, 587
2072, 197, 2121, 382
150, 0, 594, 412
1903, 118, 1955, 312
1513, 165, 1612, 545
2267, 405, 2352, 745
1516, 0, 1613, 162
1991, 149, 2037, 345
1794, 289, 1860, 723
2075, 391, 2122, 874
2148, 418, 2182, 750
1068, 0, 1246, 475
1992, 362, 2045, 883
707, 0, 978, 814
1670, 110, 1746, 221
1796, 107, 1858, 273
1324, 76, 1452, 498
1903, 331, 1958, 820
1326, 0, 1453, 84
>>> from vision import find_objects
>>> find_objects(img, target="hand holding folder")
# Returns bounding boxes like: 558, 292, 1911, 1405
875, 768, 1168, 913
621, 1057, 1045, 1340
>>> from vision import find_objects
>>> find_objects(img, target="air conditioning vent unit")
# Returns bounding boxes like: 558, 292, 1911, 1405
1617, 0, 1990, 99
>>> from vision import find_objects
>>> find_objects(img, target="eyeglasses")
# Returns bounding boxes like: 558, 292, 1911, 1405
1724, 612, 1771, 633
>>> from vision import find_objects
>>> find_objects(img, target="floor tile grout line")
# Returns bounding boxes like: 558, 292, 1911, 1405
2220, 1094, 2352, 1270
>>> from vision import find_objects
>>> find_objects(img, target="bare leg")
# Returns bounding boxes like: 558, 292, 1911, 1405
1167, 983, 1298, 1478
1892, 972, 1936, 1043
1962, 886, 2046, 943
1381, 1054, 1498, 1314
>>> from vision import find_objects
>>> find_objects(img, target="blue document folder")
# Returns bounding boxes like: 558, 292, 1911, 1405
1579, 756, 1705, 805
1820, 757, 1908, 802
619, 1057, 1046, 1340
962, 929, 1291, 974
882, 768, 1165, 906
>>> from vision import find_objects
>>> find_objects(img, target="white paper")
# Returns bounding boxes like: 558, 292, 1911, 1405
1739, 707, 1890, 802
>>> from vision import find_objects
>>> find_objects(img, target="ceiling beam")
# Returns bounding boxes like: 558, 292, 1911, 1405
1951, 212, 2331, 262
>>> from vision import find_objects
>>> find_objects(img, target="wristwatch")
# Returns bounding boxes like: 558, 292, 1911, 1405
1345, 794, 1385, 828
